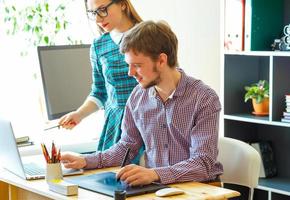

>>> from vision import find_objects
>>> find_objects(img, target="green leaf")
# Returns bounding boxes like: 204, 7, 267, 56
56, 21, 61, 30
27, 15, 33, 21
56, 5, 66, 11
44, 36, 49, 44
45, 3, 49, 12
12, 19, 17, 34
244, 80, 269, 103
5, 7, 9, 13
63, 21, 68, 29
12, 6, 16, 11
4, 17, 11, 22
23, 24, 31, 32
36, 4, 42, 12
34, 26, 39, 33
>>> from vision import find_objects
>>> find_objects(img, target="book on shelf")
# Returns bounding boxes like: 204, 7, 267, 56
16, 136, 34, 147
281, 118, 290, 123
16, 136, 30, 144
281, 96, 290, 120
17, 141, 34, 147
282, 115, 290, 120
244, 0, 284, 51
224, 0, 245, 51
251, 141, 277, 178
283, 112, 290, 117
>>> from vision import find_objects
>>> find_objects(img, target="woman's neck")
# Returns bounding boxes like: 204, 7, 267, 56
114, 18, 135, 33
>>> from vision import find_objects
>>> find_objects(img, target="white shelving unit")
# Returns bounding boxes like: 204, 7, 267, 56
223, 52, 290, 200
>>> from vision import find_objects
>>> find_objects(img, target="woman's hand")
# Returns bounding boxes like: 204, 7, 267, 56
58, 111, 81, 129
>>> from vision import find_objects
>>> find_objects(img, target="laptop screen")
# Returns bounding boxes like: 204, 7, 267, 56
0, 118, 84, 180
0, 118, 27, 179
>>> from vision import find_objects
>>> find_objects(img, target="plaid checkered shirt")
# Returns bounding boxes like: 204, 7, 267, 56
85, 69, 223, 184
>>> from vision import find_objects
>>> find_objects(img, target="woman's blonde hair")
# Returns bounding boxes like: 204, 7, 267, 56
85, 0, 142, 34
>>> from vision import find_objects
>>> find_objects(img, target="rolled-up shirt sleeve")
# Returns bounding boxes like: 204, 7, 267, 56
84, 102, 144, 169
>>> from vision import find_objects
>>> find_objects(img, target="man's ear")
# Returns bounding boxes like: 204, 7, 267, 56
158, 53, 168, 67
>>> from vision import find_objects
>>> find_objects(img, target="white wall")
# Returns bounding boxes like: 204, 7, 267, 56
132, 0, 221, 95
0, 0, 222, 138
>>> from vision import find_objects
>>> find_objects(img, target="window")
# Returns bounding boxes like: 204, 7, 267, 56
0, 1, 102, 145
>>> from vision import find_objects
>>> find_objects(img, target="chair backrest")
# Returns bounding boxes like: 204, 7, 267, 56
139, 154, 146, 167
217, 137, 261, 188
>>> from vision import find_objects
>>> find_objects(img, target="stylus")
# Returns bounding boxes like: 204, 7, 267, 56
121, 148, 131, 167
117, 148, 131, 181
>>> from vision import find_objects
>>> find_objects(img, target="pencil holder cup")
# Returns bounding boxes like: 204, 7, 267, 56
45, 163, 63, 182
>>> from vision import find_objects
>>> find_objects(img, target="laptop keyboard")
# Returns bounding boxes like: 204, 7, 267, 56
24, 163, 45, 175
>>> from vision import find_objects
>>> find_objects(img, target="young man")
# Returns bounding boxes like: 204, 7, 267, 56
61, 20, 223, 186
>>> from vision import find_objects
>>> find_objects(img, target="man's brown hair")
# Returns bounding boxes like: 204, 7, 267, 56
120, 20, 178, 68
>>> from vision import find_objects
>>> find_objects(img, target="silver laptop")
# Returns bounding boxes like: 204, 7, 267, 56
0, 118, 83, 180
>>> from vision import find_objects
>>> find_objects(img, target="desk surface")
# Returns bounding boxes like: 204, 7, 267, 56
0, 167, 240, 200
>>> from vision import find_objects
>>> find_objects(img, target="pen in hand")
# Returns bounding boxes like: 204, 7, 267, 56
44, 124, 60, 131
117, 148, 131, 181
43, 120, 77, 131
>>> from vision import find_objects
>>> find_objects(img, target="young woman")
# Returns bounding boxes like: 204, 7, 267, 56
59, 0, 142, 151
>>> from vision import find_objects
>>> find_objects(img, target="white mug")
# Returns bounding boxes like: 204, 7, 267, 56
45, 163, 63, 182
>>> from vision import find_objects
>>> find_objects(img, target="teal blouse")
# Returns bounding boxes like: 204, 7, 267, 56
89, 33, 137, 151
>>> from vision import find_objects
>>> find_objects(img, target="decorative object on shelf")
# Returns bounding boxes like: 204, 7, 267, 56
271, 24, 290, 51
281, 94, 290, 123
244, 80, 269, 116
251, 141, 277, 178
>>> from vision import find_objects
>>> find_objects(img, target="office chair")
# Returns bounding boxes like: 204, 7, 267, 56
139, 153, 146, 167
217, 137, 261, 200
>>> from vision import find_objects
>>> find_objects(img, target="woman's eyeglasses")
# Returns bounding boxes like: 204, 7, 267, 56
87, 1, 115, 20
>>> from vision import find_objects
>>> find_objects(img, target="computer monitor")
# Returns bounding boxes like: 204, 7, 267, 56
37, 44, 92, 120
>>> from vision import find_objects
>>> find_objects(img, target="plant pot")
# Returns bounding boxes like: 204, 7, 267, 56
252, 98, 269, 116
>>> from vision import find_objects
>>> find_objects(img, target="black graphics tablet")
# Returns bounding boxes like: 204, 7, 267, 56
66, 171, 169, 197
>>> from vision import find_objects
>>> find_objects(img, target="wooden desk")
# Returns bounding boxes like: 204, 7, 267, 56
0, 167, 240, 200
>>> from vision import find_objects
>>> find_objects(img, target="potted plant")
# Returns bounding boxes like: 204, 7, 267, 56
2, 0, 81, 55
244, 80, 269, 115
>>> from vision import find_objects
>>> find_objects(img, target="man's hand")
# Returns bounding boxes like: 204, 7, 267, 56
116, 164, 160, 186
60, 152, 86, 169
